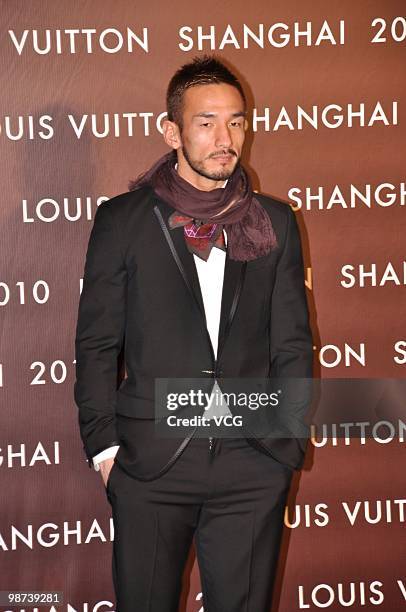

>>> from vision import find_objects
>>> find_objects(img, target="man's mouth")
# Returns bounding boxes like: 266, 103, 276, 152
211, 152, 236, 162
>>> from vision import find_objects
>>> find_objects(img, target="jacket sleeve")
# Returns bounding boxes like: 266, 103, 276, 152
270, 205, 313, 378
74, 201, 127, 467
267, 205, 314, 456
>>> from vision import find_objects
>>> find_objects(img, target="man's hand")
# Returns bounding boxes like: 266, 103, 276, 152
99, 457, 115, 488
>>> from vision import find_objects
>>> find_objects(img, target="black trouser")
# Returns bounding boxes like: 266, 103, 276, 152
107, 436, 293, 612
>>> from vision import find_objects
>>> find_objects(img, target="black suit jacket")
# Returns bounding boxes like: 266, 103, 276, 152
74, 184, 313, 479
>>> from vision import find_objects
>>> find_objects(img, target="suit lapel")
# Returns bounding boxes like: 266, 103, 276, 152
153, 194, 246, 366
217, 251, 245, 361
153, 196, 206, 320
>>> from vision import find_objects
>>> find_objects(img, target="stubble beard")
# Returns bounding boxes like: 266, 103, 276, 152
181, 143, 239, 182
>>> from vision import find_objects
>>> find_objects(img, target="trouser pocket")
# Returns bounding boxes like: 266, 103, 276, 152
106, 461, 118, 498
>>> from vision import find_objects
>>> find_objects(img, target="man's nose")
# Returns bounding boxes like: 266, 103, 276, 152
214, 125, 232, 148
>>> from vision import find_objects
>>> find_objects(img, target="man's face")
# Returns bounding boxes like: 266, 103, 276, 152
174, 83, 248, 187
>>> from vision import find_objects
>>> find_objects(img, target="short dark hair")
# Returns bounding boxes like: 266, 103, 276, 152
166, 55, 246, 129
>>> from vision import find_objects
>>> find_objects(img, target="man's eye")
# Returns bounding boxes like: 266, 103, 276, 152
230, 122, 242, 127
200, 123, 211, 127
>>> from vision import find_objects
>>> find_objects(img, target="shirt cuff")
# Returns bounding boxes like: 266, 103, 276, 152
92, 446, 120, 471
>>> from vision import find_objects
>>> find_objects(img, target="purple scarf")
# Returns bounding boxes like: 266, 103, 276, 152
129, 150, 277, 262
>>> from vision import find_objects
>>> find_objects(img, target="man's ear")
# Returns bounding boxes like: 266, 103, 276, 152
162, 119, 182, 150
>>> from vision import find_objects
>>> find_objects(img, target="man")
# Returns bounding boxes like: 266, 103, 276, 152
74, 55, 313, 611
